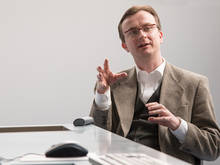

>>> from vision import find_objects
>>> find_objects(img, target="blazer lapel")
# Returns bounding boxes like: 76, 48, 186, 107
112, 67, 137, 137
159, 63, 185, 152
160, 63, 184, 114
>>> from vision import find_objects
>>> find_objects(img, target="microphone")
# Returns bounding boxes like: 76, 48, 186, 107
73, 116, 94, 126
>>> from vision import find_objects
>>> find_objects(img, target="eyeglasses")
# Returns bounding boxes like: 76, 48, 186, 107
124, 24, 158, 38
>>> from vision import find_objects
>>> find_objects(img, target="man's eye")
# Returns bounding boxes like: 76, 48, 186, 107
130, 29, 139, 35
143, 27, 150, 32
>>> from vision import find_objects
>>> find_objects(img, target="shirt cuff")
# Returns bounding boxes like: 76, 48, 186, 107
95, 88, 111, 110
169, 118, 188, 144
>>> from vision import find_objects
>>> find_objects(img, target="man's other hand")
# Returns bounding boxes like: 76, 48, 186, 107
146, 102, 181, 130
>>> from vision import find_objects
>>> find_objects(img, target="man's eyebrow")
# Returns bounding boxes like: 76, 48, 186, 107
142, 23, 156, 26
124, 27, 138, 33
124, 23, 156, 33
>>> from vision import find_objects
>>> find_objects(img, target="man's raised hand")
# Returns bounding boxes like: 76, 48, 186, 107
96, 59, 127, 94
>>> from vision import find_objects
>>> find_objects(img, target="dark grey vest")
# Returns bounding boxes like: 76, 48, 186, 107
126, 84, 161, 151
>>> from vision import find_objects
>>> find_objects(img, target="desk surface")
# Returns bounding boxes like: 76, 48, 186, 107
0, 124, 189, 165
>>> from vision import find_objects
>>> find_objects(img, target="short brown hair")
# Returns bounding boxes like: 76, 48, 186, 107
118, 5, 161, 43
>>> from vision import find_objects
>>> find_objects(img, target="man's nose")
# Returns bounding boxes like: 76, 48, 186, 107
138, 29, 148, 39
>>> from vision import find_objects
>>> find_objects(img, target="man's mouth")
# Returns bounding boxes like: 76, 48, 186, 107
138, 43, 150, 48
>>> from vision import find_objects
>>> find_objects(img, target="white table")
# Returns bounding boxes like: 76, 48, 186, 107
0, 124, 190, 165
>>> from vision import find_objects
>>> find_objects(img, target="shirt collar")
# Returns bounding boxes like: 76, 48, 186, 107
136, 58, 166, 75
136, 58, 166, 83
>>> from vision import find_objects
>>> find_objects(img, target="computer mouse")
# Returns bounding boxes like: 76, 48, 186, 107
45, 142, 88, 158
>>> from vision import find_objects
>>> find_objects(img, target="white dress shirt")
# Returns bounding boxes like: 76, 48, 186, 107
136, 61, 165, 103
94, 59, 188, 143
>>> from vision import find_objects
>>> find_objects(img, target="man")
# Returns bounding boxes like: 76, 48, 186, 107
90, 5, 220, 164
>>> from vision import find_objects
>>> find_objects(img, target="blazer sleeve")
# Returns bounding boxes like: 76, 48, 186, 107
89, 82, 113, 131
179, 76, 220, 161
89, 100, 111, 129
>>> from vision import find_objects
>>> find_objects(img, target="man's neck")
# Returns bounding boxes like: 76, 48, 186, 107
135, 53, 163, 73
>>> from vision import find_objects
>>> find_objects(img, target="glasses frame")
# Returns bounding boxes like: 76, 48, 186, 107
124, 23, 158, 38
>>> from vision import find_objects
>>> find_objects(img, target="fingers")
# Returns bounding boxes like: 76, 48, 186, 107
96, 72, 109, 94
114, 72, 128, 79
96, 60, 110, 94
96, 60, 127, 86
148, 115, 181, 130
146, 102, 164, 111
97, 66, 104, 74
97, 72, 104, 82
96, 59, 127, 94
104, 59, 110, 72
146, 102, 180, 130
148, 109, 163, 116
148, 116, 169, 123
97, 59, 111, 75
146, 102, 169, 117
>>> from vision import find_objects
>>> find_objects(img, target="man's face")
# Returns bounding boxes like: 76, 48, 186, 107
121, 10, 163, 59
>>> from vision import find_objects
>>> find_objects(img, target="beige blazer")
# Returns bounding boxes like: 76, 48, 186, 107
90, 63, 220, 164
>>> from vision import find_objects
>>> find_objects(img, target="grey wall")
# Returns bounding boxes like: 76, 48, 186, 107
0, 0, 219, 164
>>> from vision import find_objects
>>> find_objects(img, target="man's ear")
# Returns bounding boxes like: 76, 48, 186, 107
122, 42, 129, 52
159, 31, 163, 44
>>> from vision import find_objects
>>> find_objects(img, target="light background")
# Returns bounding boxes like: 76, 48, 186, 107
0, 0, 219, 164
